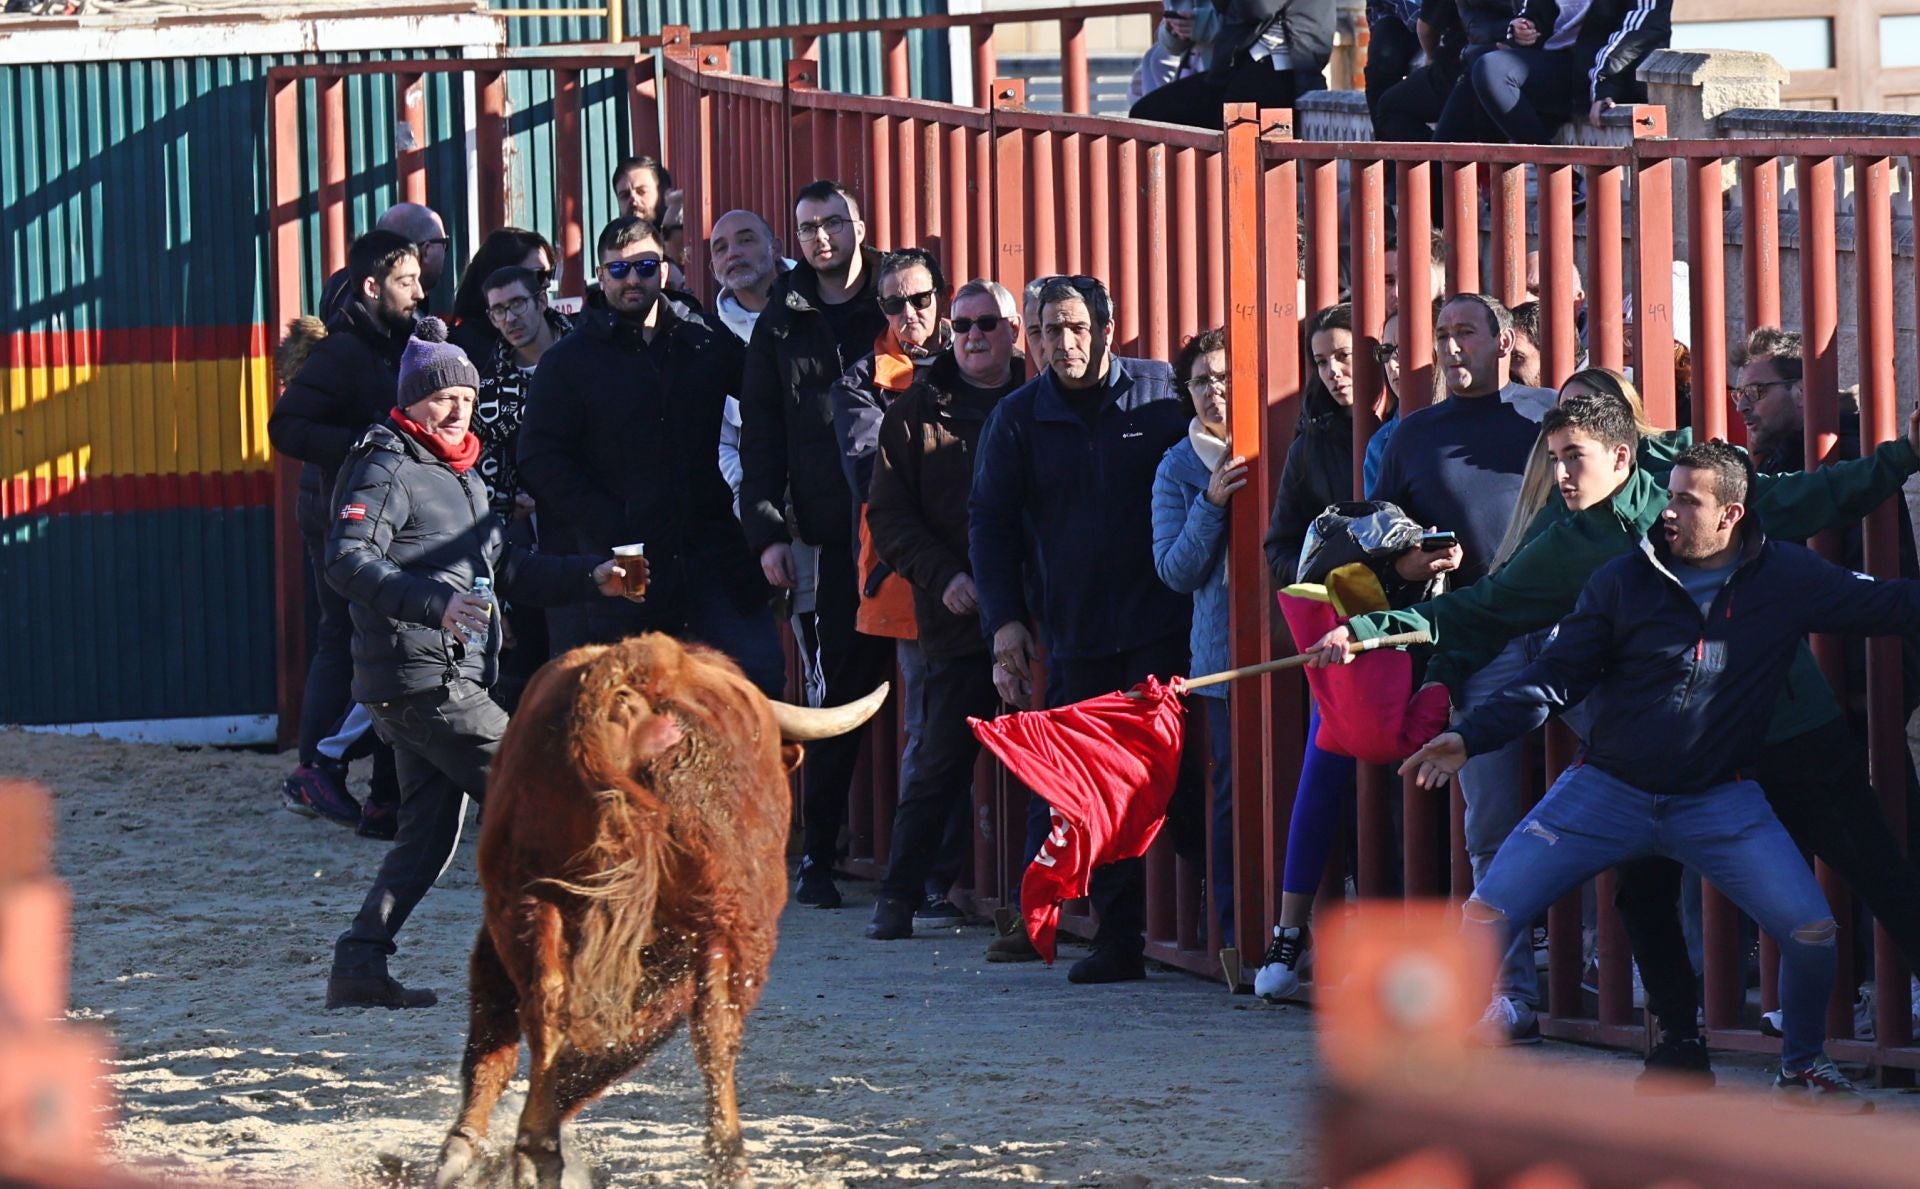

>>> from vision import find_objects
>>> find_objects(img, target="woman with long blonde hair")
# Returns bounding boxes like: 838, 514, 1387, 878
1490, 367, 1660, 572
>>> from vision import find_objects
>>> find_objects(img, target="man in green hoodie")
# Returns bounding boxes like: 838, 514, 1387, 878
1311, 388, 1920, 1081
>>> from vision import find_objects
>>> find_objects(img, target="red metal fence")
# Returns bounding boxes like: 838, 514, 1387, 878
265, 25, 1920, 1077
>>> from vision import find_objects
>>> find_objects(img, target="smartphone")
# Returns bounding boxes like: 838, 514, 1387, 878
1419, 531, 1457, 550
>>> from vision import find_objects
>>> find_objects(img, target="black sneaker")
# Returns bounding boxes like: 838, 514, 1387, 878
866, 896, 915, 941
793, 857, 842, 909
1636, 1033, 1715, 1095
1067, 946, 1146, 984
355, 798, 398, 841
1774, 1057, 1874, 1114
325, 972, 437, 1009
282, 763, 361, 827
914, 895, 966, 924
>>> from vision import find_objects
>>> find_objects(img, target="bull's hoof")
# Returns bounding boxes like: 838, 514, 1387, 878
432, 1131, 481, 1188
513, 1137, 565, 1189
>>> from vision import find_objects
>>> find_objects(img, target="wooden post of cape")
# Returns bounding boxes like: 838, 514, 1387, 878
1120, 630, 1433, 990
1123, 630, 1434, 699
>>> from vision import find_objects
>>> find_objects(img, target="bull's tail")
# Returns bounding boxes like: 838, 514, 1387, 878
531, 643, 679, 1047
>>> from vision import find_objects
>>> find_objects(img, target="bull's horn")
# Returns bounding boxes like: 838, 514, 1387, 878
770, 682, 891, 742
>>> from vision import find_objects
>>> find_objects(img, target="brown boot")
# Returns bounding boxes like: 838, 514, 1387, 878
985, 916, 1041, 963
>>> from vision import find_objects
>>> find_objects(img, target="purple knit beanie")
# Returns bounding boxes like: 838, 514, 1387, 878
397, 316, 480, 409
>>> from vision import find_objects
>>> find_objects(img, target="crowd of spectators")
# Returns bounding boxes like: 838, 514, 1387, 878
270, 69, 1920, 1106
1128, 0, 1675, 153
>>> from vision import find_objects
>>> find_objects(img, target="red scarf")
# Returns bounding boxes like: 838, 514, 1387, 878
390, 410, 480, 473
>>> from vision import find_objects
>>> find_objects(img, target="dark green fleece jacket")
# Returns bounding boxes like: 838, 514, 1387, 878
1348, 428, 1920, 742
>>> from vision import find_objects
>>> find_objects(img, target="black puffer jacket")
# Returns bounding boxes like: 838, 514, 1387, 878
516, 301, 770, 627
1263, 384, 1356, 585
270, 299, 411, 540
327, 421, 601, 703
738, 246, 888, 552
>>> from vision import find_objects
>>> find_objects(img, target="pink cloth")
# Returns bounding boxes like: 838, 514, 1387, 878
1277, 591, 1451, 764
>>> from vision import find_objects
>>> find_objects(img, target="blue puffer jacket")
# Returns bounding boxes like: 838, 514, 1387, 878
1456, 524, 1920, 795
1151, 424, 1230, 698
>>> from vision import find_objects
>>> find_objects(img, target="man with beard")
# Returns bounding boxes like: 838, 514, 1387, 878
318, 203, 449, 321
740, 180, 893, 910
1400, 438, 1920, 1113
612, 154, 673, 224
969, 274, 1201, 982
270, 229, 422, 837
470, 264, 573, 707
517, 216, 781, 693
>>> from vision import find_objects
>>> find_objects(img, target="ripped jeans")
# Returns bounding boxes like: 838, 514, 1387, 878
1467, 764, 1837, 1070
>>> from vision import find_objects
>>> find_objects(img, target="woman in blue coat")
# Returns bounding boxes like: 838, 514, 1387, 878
1150, 327, 1248, 945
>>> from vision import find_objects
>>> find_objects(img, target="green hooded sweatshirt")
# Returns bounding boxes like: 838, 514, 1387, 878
1347, 428, 1920, 743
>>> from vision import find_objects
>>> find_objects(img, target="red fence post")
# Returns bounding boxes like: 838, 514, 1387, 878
1628, 132, 1675, 428
476, 71, 508, 235
554, 69, 586, 299
318, 76, 348, 276
1686, 156, 1727, 440
396, 71, 428, 206
1396, 161, 1434, 421
1858, 152, 1914, 1067
1442, 162, 1479, 299
991, 82, 1030, 320
1538, 161, 1578, 389
1797, 151, 1853, 1039
270, 76, 307, 749
1486, 163, 1525, 306
1741, 156, 1782, 334
629, 56, 662, 160
1585, 159, 1625, 372
1060, 17, 1090, 115
883, 28, 911, 99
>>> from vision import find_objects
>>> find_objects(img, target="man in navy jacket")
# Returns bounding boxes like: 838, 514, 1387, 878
1403, 441, 1920, 1112
969, 274, 1199, 982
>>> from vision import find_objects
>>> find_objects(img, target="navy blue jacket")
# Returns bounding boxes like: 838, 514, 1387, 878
969, 356, 1191, 661
1456, 525, 1920, 795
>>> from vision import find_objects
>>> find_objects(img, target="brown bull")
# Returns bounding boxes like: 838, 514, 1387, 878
431, 633, 886, 1189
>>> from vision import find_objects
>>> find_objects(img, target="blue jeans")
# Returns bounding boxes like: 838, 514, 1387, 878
1456, 636, 1539, 1007
1469, 765, 1838, 1069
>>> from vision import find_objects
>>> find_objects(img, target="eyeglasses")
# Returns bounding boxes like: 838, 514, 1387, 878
419, 236, 450, 249
1730, 378, 1795, 409
796, 215, 850, 240
660, 222, 684, 236
952, 314, 1006, 335
1186, 373, 1229, 395
1372, 342, 1400, 365
879, 289, 937, 316
486, 294, 535, 322
600, 257, 662, 280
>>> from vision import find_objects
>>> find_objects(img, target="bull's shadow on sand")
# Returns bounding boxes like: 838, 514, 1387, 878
28, 728, 1316, 1187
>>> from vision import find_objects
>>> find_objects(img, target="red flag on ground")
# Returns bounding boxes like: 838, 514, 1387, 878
968, 676, 1187, 963
1277, 590, 1450, 765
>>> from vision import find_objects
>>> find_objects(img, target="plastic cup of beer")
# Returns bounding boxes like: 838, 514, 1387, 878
612, 542, 648, 597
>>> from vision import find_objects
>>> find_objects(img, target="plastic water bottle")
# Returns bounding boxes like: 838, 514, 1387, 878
463, 576, 493, 650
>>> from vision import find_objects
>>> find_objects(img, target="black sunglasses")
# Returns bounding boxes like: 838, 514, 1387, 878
879, 289, 937, 316
1372, 342, 1399, 364
951, 314, 1006, 335
601, 258, 662, 280
1036, 274, 1103, 295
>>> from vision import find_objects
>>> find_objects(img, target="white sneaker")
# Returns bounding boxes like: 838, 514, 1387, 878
1253, 924, 1312, 1002
1472, 995, 1541, 1046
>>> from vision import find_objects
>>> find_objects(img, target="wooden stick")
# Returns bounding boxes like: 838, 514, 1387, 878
1178, 629, 1432, 693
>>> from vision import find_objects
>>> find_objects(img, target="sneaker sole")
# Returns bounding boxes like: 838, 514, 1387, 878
1771, 1091, 1874, 1115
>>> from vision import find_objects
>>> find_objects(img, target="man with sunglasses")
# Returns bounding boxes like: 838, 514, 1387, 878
970, 274, 1200, 983
865, 279, 1030, 940
740, 179, 895, 910
517, 215, 782, 695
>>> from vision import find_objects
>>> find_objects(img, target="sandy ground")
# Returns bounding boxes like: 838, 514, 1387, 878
8, 726, 1920, 1188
